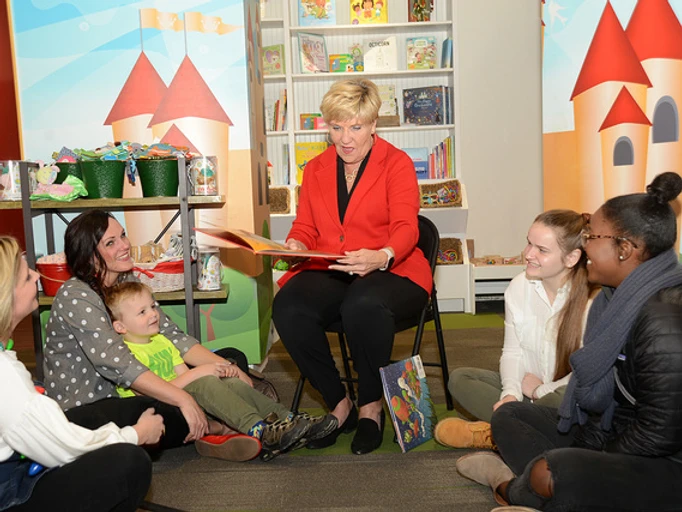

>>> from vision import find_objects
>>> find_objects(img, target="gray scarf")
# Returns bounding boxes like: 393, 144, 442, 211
558, 249, 682, 432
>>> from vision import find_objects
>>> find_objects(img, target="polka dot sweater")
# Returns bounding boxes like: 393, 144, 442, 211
42, 277, 197, 410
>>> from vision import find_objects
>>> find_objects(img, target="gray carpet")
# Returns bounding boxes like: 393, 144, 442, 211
144, 312, 505, 512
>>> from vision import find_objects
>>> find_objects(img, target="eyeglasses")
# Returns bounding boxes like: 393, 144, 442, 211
580, 232, 638, 248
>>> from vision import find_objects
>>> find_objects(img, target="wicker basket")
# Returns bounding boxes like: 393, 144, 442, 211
269, 186, 290, 214
437, 238, 463, 265
420, 179, 462, 208
133, 260, 185, 292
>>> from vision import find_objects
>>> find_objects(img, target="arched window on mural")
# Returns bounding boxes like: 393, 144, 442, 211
652, 96, 679, 143
613, 136, 634, 166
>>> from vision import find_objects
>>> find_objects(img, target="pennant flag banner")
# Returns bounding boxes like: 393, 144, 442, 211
184, 12, 240, 35
139, 8, 183, 31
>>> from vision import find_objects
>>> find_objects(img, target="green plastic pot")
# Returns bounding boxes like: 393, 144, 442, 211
54, 162, 83, 184
79, 160, 126, 199
136, 159, 179, 197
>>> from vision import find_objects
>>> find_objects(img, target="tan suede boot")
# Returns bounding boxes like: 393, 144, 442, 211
456, 451, 514, 505
434, 417, 496, 449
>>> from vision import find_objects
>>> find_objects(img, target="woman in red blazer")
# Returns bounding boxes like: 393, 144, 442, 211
273, 79, 431, 455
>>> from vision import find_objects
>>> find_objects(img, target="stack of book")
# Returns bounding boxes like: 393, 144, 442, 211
404, 135, 455, 180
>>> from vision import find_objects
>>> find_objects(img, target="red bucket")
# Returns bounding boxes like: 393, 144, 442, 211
36, 263, 72, 296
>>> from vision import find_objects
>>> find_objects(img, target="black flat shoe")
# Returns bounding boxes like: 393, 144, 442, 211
351, 410, 385, 455
306, 404, 358, 449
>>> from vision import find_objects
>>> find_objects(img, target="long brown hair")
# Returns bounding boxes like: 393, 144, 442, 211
534, 210, 597, 380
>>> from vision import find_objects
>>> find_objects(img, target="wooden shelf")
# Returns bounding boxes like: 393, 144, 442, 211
292, 67, 453, 80
0, 195, 225, 210
38, 284, 229, 306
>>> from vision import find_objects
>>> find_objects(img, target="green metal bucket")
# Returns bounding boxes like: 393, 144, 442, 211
136, 159, 179, 197
54, 162, 83, 184
79, 160, 126, 199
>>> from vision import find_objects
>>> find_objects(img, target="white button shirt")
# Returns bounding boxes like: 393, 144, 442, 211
500, 272, 589, 401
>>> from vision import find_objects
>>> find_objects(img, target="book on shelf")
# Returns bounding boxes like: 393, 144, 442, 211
350, 0, 388, 25
298, 32, 329, 73
262, 44, 285, 76
299, 113, 324, 130
329, 53, 355, 73
403, 147, 430, 180
377, 84, 400, 127
276, 88, 287, 131
194, 227, 341, 259
295, 141, 328, 184
441, 37, 453, 68
298, 0, 336, 26
349, 43, 364, 71
403, 85, 448, 125
406, 36, 437, 70
380, 355, 437, 453
363, 36, 397, 72
408, 0, 434, 22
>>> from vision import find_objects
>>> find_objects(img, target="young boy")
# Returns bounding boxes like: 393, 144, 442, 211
106, 281, 337, 462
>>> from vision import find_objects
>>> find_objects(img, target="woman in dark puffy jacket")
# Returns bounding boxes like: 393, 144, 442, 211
455, 172, 682, 512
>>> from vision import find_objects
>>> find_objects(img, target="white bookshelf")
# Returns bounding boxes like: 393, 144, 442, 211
261, 0, 473, 313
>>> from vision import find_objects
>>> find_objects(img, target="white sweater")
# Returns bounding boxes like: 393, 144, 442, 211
0, 350, 137, 468
500, 272, 590, 401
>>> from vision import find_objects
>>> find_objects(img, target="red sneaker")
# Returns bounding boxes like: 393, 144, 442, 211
195, 434, 262, 462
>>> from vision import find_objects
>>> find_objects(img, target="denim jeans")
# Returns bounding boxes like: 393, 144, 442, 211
492, 401, 682, 511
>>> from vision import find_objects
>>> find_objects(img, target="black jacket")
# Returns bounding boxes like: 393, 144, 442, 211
602, 286, 682, 461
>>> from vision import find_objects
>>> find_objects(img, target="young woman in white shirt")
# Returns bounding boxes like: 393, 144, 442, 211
435, 210, 597, 449
0, 236, 164, 511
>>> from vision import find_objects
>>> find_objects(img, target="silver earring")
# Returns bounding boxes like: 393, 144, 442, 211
619, 255, 624, 260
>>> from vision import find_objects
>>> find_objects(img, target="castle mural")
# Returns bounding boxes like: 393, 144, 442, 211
543, 0, 682, 232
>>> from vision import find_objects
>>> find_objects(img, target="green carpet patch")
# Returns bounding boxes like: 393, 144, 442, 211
409, 312, 504, 331
290, 404, 462, 457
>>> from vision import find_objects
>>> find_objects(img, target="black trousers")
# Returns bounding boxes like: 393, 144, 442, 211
11, 444, 151, 512
273, 270, 428, 409
493, 401, 682, 511
65, 396, 189, 450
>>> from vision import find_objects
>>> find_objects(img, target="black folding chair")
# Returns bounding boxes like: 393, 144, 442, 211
291, 215, 453, 412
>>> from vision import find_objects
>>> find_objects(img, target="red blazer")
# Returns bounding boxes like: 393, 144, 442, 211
278, 136, 432, 294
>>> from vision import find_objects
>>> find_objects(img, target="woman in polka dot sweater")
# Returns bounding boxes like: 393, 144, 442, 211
0, 236, 162, 511
42, 210, 242, 445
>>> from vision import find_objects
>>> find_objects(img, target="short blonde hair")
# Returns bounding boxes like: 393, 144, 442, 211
0, 237, 22, 340
105, 281, 153, 321
320, 79, 382, 124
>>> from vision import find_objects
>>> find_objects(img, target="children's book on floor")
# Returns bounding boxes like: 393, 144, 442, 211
350, 0, 388, 24
298, 0, 336, 25
380, 355, 437, 453
295, 141, 328, 184
262, 44, 285, 76
363, 36, 397, 72
298, 32, 329, 73
406, 36, 437, 70
194, 227, 341, 258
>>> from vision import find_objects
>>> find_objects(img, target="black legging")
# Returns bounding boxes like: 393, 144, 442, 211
65, 395, 190, 450
273, 270, 428, 409
11, 444, 151, 512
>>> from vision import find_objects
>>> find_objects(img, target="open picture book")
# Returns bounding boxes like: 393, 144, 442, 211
194, 227, 342, 259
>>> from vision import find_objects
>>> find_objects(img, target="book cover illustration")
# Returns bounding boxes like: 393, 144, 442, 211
380, 355, 437, 453
406, 36, 437, 70
350, 0, 388, 25
349, 43, 364, 71
194, 227, 341, 259
262, 44, 285, 76
377, 84, 400, 127
408, 0, 433, 22
295, 141, 328, 184
403, 86, 447, 125
329, 53, 355, 73
363, 36, 397, 72
299, 113, 324, 130
404, 147, 429, 180
440, 37, 453, 68
298, 0, 336, 26
298, 32, 329, 73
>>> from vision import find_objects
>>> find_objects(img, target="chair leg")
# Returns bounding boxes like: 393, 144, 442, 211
411, 306, 429, 357
431, 291, 453, 410
291, 375, 306, 413
337, 333, 357, 402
